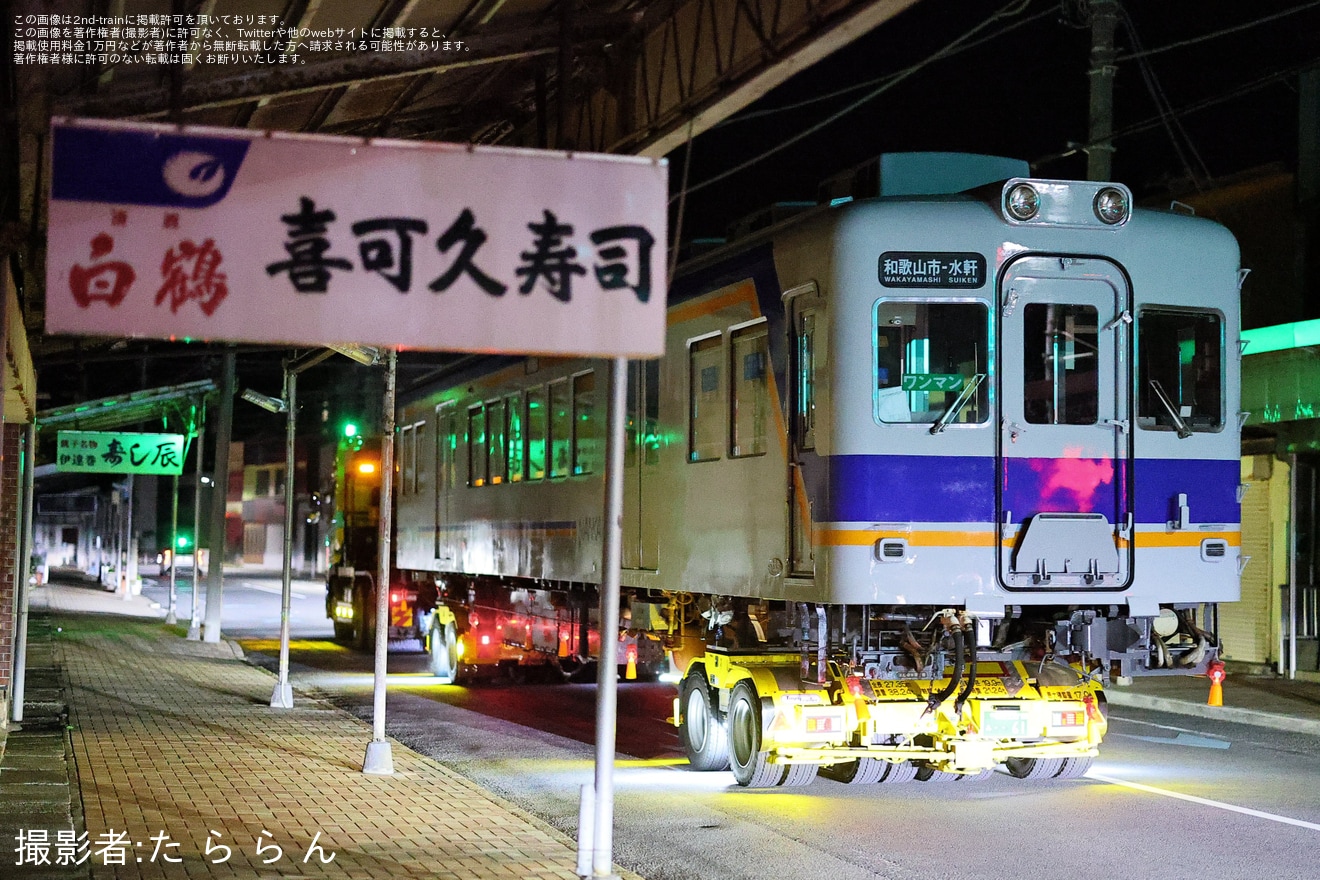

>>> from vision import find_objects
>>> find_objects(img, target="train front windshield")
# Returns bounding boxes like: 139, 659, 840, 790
874, 300, 989, 425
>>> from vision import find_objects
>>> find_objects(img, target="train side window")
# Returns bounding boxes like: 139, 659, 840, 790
413, 421, 427, 493
1137, 308, 1224, 432
626, 360, 662, 468
467, 404, 487, 487
796, 312, 817, 448
573, 370, 599, 475
399, 423, 415, 495
436, 406, 457, 493
689, 334, 724, 462
549, 379, 571, 478
1023, 303, 1098, 425
506, 392, 525, 482
730, 322, 770, 456
527, 385, 547, 480
874, 301, 989, 425
487, 399, 507, 484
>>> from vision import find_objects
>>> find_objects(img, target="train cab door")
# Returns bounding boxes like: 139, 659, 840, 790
786, 283, 824, 578
997, 256, 1133, 591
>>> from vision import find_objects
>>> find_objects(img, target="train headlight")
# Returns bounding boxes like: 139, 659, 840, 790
1005, 183, 1040, 221
1093, 186, 1130, 225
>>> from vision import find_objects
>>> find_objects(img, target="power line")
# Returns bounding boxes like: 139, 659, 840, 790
671, 0, 1040, 203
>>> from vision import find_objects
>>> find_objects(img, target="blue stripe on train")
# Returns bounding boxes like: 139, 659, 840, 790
824, 454, 1239, 525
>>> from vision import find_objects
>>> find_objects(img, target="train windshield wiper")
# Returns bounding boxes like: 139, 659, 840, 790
929, 373, 985, 435
1148, 379, 1192, 439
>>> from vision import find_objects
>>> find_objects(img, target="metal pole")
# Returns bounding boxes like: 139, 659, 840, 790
585, 356, 626, 879
11, 423, 36, 723
271, 367, 296, 709
166, 472, 179, 624
1085, 0, 1118, 181
1289, 454, 1299, 680
187, 404, 206, 640
363, 349, 396, 774
122, 473, 134, 600
204, 349, 235, 643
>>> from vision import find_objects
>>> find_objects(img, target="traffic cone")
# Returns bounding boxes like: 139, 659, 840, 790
558, 632, 569, 658
1207, 660, 1226, 707
625, 644, 638, 681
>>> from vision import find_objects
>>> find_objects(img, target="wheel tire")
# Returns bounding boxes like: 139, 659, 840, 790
915, 764, 960, 783
1055, 756, 1094, 779
353, 586, 375, 651
821, 757, 890, 785
428, 620, 459, 682
877, 761, 918, 784
781, 762, 818, 787
1005, 757, 1066, 780
728, 682, 786, 788
679, 671, 730, 772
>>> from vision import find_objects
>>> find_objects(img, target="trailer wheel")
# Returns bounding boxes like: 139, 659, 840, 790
915, 764, 961, 783
1054, 756, 1094, 779
728, 681, 786, 788
821, 758, 890, 785
781, 762, 818, 787
429, 620, 459, 683
876, 761, 918, 784
679, 671, 729, 772
1005, 757, 1065, 780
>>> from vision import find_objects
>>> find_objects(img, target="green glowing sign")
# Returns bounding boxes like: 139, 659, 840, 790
56, 431, 185, 475
901, 373, 964, 392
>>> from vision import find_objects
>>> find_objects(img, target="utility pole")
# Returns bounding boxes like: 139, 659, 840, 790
1086, 0, 1119, 181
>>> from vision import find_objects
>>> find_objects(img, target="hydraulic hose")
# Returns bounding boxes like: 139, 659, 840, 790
924, 629, 964, 715
954, 622, 978, 716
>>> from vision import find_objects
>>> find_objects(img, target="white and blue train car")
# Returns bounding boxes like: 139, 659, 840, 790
392, 153, 1242, 787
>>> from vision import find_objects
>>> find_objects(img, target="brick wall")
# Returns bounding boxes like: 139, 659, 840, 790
0, 423, 22, 697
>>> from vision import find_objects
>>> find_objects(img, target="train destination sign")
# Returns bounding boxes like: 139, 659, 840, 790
879, 251, 986, 288
56, 430, 186, 475
46, 118, 668, 358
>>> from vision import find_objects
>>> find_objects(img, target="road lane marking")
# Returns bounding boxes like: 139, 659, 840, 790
240, 580, 314, 598
1090, 773, 1320, 832
1118, 732, 1231, 749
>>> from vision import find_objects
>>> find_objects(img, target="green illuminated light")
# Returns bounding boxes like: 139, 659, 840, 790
1242, 319, 1320, 356
343, 423, 358, 438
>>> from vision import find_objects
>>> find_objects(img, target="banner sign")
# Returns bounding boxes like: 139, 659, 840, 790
56, 431, 186, 475
46, 118, 668, 357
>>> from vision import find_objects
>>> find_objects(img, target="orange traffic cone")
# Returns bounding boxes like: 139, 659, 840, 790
1207, 660, 1226, 707
558, 632, 569, 658
625, 644, 638, 681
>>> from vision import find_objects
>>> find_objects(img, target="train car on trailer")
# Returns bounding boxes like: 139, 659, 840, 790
378, 152, 1243, 787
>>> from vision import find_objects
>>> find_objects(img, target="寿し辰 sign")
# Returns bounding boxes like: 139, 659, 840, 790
57, 431, 186, 475
46, 118, 668, 358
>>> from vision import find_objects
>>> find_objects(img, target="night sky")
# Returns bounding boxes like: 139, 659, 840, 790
667, 0, 1320, 241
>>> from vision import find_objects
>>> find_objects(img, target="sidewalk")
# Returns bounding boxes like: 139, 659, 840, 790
2, 573, 639, 880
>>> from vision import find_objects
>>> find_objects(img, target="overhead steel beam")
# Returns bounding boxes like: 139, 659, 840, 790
526, 0, 923, 156
52, 11, 638, 120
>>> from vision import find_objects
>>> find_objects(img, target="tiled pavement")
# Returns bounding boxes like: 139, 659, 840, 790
2, 578, 640, 880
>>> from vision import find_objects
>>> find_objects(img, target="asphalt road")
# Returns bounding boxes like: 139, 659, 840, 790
156, 574, 1320, 880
